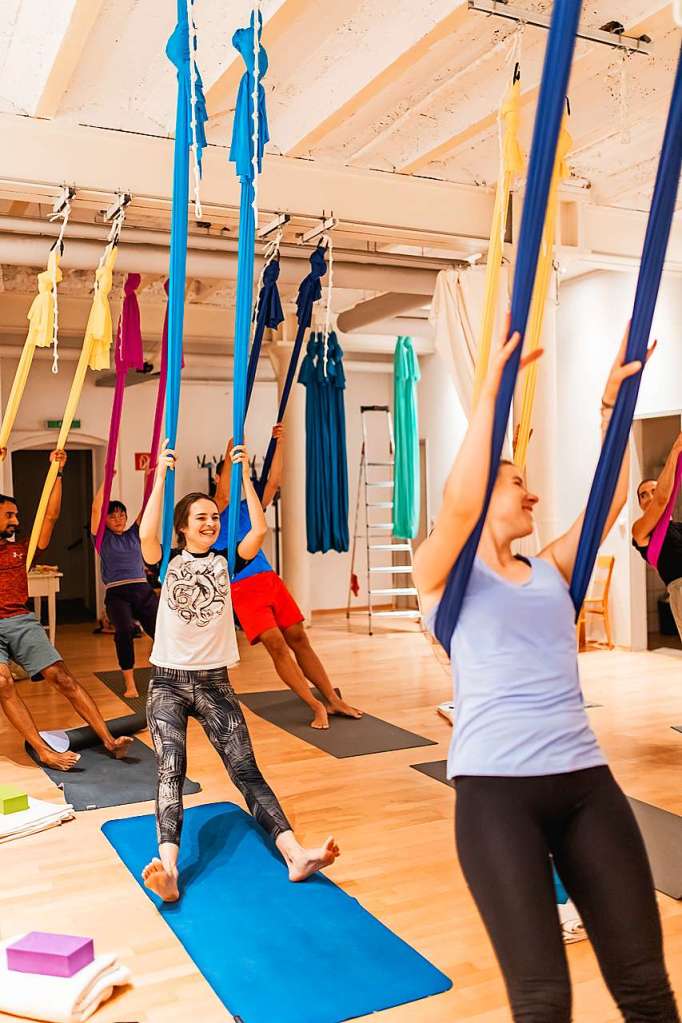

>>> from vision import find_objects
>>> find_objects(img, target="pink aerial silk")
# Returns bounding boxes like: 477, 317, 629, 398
141, 280, 170, 512
647, 452, 682, 569
94, 274, 145, 551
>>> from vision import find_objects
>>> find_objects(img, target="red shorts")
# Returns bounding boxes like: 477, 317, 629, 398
231, 570, 304, 644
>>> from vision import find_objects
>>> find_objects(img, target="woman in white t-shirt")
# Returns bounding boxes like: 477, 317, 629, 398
139, 440, 339, 902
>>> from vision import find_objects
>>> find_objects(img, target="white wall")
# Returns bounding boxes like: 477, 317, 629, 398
418, 350, 468, 528
556, 269, 682, 648
1, 354, 389, 613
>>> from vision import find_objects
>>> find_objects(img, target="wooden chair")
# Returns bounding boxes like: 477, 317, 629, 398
577, 554, 615, 650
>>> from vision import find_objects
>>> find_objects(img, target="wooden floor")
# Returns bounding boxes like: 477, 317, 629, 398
1, 616, 682, 1023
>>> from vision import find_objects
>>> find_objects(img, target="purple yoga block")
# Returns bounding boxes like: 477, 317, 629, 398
6, 932, 94, 978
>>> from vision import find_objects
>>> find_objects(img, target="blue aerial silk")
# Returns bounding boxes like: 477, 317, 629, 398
258, 246, 327, 492
434, 0, 581, 651
570, 42, 682, 611
298, 331, 349, 554
245, 259, 284, 414
161, 1, 207, 579
226, 12, 270, 575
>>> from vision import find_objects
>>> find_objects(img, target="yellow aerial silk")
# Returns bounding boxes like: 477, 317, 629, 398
472, 75, 525, 410
0, 248, 62, 452
513, 117, 572, 469
27, 243, 118, 568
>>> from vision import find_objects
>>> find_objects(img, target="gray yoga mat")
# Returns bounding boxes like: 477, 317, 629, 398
410, 760, 453, 788
28, 735, 200, 812
95, 667, 153, 715
627, 797, 682, 900
239, 689, 437, 758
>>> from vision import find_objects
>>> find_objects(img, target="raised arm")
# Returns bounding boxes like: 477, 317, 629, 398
213, 437, 233, 514
90, 470, 116, 534
541, 326, 655, 582
261, 422, 284, 510
413, 331, 528, 611
632, 432, 682, 545
232, 445, 267, 561
37, 449, 66, 550
139, 439, 175, 566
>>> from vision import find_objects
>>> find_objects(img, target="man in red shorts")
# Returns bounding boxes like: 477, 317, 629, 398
214, 426, 361, 729
0, 448, 132, 769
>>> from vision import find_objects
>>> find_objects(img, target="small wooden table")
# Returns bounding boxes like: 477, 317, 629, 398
27, 569, 62, 647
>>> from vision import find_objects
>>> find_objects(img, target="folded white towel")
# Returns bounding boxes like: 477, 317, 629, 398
0, 938, 131, 1023
0, 798, 74, 844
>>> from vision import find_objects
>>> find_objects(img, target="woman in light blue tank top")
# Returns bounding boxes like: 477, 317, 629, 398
414, 329, 678, 1023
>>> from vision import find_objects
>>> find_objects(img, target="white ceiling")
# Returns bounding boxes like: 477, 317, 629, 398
0, 1, 679, 351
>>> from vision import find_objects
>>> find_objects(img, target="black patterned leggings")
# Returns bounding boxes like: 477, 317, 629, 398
147, 666, 291, 846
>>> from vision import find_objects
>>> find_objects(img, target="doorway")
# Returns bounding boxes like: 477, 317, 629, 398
11, 448, 97, 624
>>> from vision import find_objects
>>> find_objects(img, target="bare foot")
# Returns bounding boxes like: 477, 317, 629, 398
327, 697, 363, 720
107, 735, 134, 759
310, 702, 329, 730
142, 858, 179, 902
287, 837, 340, 882
123, 687, 139, 699
40, 748, 81, 771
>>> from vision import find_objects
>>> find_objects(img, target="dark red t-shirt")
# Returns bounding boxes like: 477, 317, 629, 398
0, 540, 30, 618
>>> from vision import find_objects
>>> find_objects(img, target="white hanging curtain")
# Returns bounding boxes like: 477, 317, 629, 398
428, 266, 509, 421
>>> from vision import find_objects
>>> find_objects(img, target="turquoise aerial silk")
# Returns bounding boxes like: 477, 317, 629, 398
392, 336, 421, 540
226, 11, 269, 575
160, 1, 207, 579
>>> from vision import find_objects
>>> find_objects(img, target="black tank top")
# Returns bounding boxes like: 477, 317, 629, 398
633, 520, 682, 586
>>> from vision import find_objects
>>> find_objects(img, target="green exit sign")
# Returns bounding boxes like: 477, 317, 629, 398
47, 419, 80, 430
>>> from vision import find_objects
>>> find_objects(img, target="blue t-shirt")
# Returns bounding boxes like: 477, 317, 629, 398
217, 500, 272, 582
427, 556, 605, 779
97, 522, 147, 587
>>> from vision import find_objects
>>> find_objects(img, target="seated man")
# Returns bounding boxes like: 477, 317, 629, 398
91, 472, 158, 698
632, 432, 682, 641
215, 425, 362, 729
0, 448, 132, 769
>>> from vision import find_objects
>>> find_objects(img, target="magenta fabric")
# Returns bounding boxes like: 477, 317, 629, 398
142, 280, 170, 512
94, 274, 145, 551
647, 452, 682, 569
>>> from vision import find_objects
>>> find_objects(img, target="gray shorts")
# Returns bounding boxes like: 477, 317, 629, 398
0, 613, 61, 678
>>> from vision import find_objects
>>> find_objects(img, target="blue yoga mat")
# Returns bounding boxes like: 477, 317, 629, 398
102, 802, 451, 1023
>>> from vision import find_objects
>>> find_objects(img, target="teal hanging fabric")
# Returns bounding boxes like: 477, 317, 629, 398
298, 331, 349, 554
160, 1, 207, 578
226, 11, 269, 574
392, 336, 421, 540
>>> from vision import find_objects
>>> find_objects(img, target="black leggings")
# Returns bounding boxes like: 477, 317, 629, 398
105, 582, 158, 671
455, 768, 679, 1023
147, 666, 291, 846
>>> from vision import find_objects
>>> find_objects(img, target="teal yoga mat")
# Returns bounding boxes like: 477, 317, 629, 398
102, 802, 451, 1022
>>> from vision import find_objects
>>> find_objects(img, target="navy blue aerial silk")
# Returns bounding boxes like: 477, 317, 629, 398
570, 42, 682, 611
298, 332, 349, 554
161, 1, 207, 579
226, 12, 269, 574
245, 258, 284, 414
258, 246, 327, 492
434, 0, 581, 651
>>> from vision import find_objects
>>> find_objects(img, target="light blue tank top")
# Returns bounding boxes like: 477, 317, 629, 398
426, 556, 605, 779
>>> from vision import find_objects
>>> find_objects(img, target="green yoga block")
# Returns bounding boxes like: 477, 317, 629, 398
0, 785, 29, 815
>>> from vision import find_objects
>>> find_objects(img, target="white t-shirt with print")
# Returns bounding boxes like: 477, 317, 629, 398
151, 547, 243, 671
